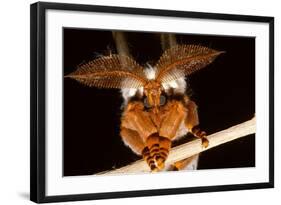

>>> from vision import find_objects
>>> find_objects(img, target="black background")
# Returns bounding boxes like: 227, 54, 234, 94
63, 28, 255, 176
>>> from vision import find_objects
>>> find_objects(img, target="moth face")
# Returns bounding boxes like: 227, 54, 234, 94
143, 92, 167, 109
143, 80, 163, 109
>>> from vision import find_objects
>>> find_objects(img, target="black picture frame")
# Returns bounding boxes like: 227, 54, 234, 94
30, 2, 274, 203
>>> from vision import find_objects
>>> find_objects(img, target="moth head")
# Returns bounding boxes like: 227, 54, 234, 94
143, 80, 163, 110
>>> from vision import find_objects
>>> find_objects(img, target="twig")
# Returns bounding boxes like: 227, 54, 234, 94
160, 33, 177, 51
97, 117, 256, 175
112, 32, 130, 57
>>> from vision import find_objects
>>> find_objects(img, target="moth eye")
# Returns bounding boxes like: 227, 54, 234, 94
143, 97, 151, 108
160, 95, 166, 106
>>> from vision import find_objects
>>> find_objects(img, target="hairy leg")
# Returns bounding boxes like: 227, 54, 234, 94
159, 100, 187, 139
185, 99, 209, 148
143, 100, 186, 170
121, 101, 161, 171
121, 101, 157, 142
120, 127, 160, 172
120, 127, 145, 155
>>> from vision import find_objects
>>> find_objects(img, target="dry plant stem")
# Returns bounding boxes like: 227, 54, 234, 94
97, 117, 256, 175
160, 33, 177, 51
112, 31, 130, 57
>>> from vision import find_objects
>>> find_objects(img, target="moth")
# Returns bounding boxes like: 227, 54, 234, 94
66, 44, 224, 172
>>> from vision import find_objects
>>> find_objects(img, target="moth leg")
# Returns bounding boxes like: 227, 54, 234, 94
120, 127, 158, 171
169, 154, 199, 171
159, 100, 187, 139
121, 124, 159, 172
148, 100, 185, 170
121, 101, 159, 171
120, 127, 145, 155
185, 99, 209, 148
121, 101, 157, 142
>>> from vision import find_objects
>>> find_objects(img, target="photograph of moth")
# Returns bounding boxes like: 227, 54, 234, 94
66, 42, 224, 172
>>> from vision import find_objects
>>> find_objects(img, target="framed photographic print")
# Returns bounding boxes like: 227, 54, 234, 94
30, 2, 274, 203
